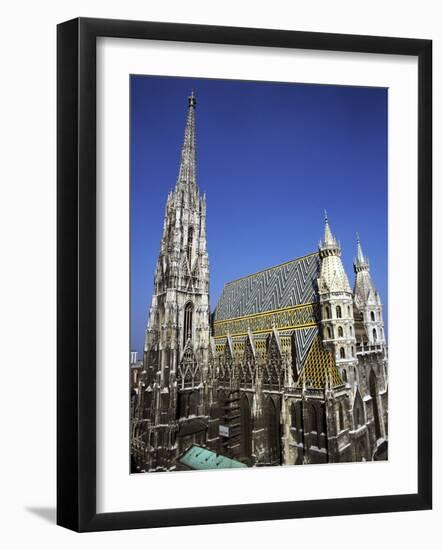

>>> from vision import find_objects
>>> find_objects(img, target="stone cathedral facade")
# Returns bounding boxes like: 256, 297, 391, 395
131, 92, 388, 473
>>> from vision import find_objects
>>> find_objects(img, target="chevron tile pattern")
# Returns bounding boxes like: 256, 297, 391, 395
214, 253, 320, 321
293, 326, 319, 365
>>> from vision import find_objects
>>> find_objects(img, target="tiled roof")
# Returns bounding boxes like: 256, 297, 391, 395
296, 335, 343, 389
214, 253, 320, 321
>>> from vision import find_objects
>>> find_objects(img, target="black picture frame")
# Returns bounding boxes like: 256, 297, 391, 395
57, 17, 432, 532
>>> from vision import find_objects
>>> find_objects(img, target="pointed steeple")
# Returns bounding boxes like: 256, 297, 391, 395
318, 212, 351, 293
353, 233, 379, 305
176, 90, 198, 194
354, 233, 370, 273
356, 233, 364, 262
319, 211, 340, 256
352, 234, 384, 344
323, 210, 336, 246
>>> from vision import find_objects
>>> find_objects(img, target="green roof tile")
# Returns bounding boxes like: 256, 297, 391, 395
179, 445, 247, 470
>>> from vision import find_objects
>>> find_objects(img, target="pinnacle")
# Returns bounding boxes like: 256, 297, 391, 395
320, 211, 338, 250
354, 233, 369, 271
176, 92, 198, 193
356, 233, 365, 263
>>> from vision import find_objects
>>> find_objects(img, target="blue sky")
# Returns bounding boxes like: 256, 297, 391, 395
131, 75, 387, 356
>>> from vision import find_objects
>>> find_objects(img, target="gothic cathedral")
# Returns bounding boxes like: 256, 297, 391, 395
131, 92, 388, 472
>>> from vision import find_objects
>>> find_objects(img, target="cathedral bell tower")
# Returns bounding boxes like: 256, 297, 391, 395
318, 213, 358, 388
140, 91, 211, 470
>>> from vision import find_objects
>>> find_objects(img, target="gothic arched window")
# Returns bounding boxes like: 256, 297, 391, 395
349, 325, 353, 336
183, 302, 193, 345
370, 311, 375, 321
325, 306, 330, 319
187, 226, 194, 266
339, 347, 346, 359
342, 369, 347, 382
338, 326, 344, 337
326, 326, 332, 339
372, 328, 377, 342
336, 305, 342, 319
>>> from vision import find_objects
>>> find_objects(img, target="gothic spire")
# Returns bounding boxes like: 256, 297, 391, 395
318, 212, 350, 293
354, 233, 370, 273
356, 233, 364, 261
319, 211, 340, 256
176, 90, 198, 192
353, 234, 379, 306
323, 210, 335, 246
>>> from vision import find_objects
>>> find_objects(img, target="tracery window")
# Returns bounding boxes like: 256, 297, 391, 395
187, 226, 193, 266
183, 302, 193, 345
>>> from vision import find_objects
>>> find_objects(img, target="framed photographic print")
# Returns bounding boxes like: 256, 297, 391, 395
57, 17, 432, 532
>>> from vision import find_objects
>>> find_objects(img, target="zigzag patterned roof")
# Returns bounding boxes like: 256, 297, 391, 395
296, 335, 343, 389
293, 326, 319, 366
214, 253, 320, 321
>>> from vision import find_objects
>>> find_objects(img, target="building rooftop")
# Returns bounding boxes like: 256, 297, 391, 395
296, 335, 343, 389
214, 252, 320, 322
178, 445, 247, 470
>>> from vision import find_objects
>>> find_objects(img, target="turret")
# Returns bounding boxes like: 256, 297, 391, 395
353, 234, 385, 346
318, 212, 357, 387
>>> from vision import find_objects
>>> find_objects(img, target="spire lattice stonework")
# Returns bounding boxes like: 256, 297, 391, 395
176, 90, 198, 202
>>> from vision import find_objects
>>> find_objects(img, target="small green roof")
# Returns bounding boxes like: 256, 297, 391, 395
179, 445, 247, 470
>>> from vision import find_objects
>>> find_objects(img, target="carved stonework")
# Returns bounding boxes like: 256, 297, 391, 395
131, 95, 388, 473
